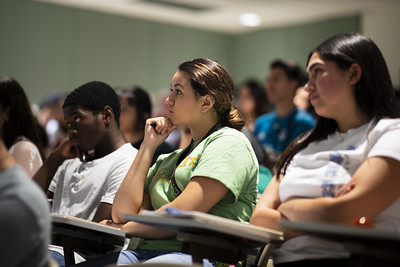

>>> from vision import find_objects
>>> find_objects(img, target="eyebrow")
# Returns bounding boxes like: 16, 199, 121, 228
64, 110, 82, 119
171, 83, 184, 88
307, 62, 321, 74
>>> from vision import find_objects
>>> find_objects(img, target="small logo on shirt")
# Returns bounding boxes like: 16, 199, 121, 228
329, 152, 343, 165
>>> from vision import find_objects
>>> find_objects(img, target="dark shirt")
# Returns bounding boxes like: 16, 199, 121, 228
131, 140, 174, 166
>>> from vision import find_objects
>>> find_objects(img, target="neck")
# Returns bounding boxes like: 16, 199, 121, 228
122, 130, 144, 144
245, 118, 255, 132
190, 117, 220, 142
337, 114, 369, 133
275, 100, 296, 117
90, 130, 127, 160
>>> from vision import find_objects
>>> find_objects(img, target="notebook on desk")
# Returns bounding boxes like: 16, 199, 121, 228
51, 214, 126, 238
123, 209, 283, 244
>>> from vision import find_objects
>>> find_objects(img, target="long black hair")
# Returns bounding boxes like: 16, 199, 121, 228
275, 33, 399, 176
0, 76, 46, 161
117, 86, 152, 132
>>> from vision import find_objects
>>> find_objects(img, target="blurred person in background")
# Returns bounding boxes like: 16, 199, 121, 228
38, 90, 68, 156
0, 78, 51, 267
0, 76, 46, 177
254, 59, 315, 164
118, 85, 173, 165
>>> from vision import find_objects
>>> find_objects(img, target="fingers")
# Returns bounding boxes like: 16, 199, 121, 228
99, 219, 109, 225
147, 117, 176, 135
335, 180, 355, 197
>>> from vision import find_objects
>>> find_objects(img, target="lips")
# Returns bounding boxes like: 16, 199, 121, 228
309, 93, 318, 101
69, 136, 80, 146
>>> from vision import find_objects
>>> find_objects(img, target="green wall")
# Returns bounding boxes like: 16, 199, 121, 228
0, 0, 359, 105
231, 16, 360, 84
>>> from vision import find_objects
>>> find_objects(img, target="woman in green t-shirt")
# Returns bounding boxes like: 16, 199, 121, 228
77, 58, 259, 267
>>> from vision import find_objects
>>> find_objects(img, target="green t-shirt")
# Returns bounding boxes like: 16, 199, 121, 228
138, 126, 259, 251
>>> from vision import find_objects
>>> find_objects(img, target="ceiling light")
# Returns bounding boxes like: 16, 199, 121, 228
239, 13, 261, 27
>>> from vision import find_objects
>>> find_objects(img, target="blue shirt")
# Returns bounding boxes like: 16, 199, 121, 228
254, 107, 315, 158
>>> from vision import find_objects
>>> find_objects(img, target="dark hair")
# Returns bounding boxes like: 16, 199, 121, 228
270, 59, 307, 87
276, 33, 399, 176
178, 58, 245, 130
237, 79, 270, 117
63, 81, 121, 126
117, 86, 152, 131
0, 76, 46, 160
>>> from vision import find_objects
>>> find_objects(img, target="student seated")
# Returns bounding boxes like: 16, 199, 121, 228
118, 85, 173, 165
0, 96, 51, 267
33, 81, 138, 265
254, 59, 315, 164
0, 76, 46, 177
74, 58, 259, 267
250, 33, 400, 266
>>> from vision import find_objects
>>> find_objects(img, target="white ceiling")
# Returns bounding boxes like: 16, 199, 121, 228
34, 0, 400, 34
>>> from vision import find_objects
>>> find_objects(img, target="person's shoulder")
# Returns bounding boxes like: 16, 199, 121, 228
372, 118, 400, 132
212, 127, 253, 147
254, 111, 276, 132
256, 111, 276, 123
9, 138, 39, 152
112, 143, 138, 156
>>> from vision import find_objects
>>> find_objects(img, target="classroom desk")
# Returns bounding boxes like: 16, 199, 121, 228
51, 214, 126, 266
124, 210, 284, 265
280, 220, 400, 266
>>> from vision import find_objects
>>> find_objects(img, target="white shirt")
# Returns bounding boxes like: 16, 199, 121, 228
273, 118, 400, 264
49, 143, 137, 220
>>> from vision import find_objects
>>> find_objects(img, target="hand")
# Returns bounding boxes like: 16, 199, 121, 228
52, 139, 84, 161
100, 219, 125, 229
335, 180, 356, 197
143, 117, 178, 148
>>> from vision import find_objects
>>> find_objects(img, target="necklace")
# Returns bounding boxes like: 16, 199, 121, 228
170, 122, 223, 196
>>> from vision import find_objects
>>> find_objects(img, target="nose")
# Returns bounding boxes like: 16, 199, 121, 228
165, 93, 174, 106
304, 80, 313, 93
68, 128, 78, 136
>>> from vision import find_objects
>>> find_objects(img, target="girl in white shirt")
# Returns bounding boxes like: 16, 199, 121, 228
251, 33, 400, 266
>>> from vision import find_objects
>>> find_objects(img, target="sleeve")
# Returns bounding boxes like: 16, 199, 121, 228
101, 156, 135, 204
191, 134, 258, 201
9, 141, 43, 177
48, 162, 66, 193
368, 124, 400, 161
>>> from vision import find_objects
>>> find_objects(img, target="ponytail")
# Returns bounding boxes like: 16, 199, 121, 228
221, 107, 245, 131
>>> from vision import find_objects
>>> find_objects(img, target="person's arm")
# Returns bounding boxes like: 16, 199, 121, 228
92, 203, 112, 223
32, 140, 81, 195
278, 156, 400, 224
119, 176, 229, 238
250, 174, 282, 231
112, 117, 177, 223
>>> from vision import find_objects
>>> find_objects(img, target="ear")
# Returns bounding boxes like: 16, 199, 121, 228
200, 95, 216, 113
289, 80, 300, 95
102, 105, 114, 125
348, 63, 362, 86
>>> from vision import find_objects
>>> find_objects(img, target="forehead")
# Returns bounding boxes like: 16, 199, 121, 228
172, 71, 191, 87
63, 105, 93, 118
307, 52, 324, 71
268, 68, 286, 78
